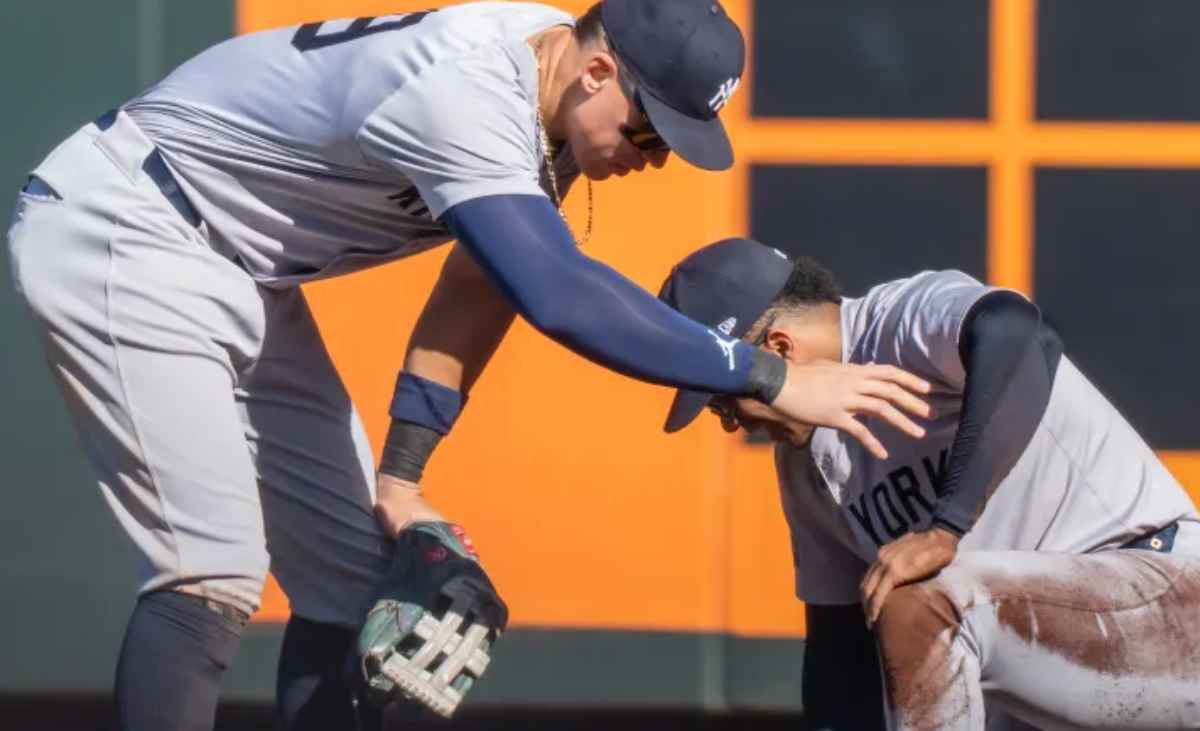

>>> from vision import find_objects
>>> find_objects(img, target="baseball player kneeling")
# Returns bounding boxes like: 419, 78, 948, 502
659, 238, 1200, 731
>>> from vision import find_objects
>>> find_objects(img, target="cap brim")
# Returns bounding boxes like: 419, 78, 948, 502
640, 92, 733, 172
664, 388, 716, 434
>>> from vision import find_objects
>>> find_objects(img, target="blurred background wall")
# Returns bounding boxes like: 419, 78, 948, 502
3, 0, 1199, 727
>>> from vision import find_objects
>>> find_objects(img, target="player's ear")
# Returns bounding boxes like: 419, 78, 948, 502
763, 328, 795, 361
580, 51, 618, 95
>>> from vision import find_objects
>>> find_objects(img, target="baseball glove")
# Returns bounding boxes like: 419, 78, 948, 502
354, 521, 508, 718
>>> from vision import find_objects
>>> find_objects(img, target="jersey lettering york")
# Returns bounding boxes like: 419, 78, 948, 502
843, 449, 947, 547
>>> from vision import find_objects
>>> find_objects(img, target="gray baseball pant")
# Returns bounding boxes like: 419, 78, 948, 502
876, 522, 1200, 730
6, 110, 390, 626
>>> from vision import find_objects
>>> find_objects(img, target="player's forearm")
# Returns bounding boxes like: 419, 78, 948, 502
933, 292, 1063, 534
442, 194, 783, 400
404, 243, 517, 393
379, 244, 517, 486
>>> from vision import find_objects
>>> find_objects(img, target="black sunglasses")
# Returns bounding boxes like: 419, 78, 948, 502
603, 29, 670, 153
618, 91, 669, 152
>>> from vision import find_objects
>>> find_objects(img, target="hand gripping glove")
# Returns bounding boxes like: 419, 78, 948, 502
355, 521, 508, 718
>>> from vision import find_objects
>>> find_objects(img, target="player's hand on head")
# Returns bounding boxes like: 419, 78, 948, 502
860, 527, 960, 628
768, 360, 932, 459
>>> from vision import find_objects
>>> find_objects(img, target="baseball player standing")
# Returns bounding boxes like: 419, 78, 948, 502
5, 2, 933, 730
659, 238, 1200, 730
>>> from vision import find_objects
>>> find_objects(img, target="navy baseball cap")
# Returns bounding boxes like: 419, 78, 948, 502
658, 238, 795, 433
601, 0, 746, 171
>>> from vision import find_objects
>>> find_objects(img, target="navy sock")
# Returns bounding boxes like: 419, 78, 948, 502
276, 615, 383, 731
114, 591, 245, 731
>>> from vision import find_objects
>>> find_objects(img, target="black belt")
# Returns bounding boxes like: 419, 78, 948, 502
1121, 522, 1178, 553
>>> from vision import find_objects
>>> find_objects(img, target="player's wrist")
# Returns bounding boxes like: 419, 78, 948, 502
929, 518, 966, 540
378, 418, 443, 482
374, 473, 446, 537
746, 349, 787, 404
376, 471, 422, 493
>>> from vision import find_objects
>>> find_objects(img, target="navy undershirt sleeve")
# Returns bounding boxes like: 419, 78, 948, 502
441, 194, 770, 396
931, 291, 1064, 535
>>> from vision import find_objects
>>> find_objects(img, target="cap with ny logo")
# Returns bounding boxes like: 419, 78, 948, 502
601, 0, 746, 171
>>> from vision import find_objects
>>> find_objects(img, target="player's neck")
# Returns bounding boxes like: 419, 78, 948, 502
528, 25, 575, 143
816, 302, 844, 362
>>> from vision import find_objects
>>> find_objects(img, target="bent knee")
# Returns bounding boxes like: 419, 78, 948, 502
874, 579, 970, 715
876, 579, 961, 659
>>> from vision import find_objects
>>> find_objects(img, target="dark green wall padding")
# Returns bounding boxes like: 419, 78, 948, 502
222, 626, 807, 711
0, 0, 236, 697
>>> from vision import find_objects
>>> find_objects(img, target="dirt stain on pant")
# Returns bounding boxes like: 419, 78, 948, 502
875, 551, 1200, 730
991, 553, 1200, 679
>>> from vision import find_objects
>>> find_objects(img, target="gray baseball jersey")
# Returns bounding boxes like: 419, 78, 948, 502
7, 1, 580, 630
124, 2, 579, 287
776, 270, 1199, 605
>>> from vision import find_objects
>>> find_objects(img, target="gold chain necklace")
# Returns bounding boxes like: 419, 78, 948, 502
536, 105, 593, 247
